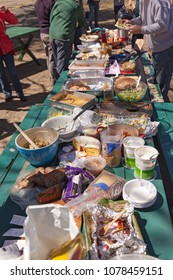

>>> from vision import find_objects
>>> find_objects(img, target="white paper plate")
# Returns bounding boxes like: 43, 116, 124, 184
122, 179, 157, 208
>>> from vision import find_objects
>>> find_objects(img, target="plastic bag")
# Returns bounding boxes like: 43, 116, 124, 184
66, 170, 126, 217
23, 204, 84, 260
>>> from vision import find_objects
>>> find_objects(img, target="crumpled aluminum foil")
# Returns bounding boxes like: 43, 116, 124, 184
87, 204, 147, 260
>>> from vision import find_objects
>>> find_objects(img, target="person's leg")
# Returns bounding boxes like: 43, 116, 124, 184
114, 5, 123, 22
40, 33, 56, 84
52, 39, 72, 81
74, 26, 83, 50
152, 46, 173, 102
94, 3, 99, 28
3, 53, 26, 101
88, 4, 95, 28
0, 55, 12, 101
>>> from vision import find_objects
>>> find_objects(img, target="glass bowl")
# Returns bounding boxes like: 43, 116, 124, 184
114, 81, 148, 102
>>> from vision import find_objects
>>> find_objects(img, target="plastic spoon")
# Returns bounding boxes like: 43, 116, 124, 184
136, 75, 141, 89
13, 123, 38, 149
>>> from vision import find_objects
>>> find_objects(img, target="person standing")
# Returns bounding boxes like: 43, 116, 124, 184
49, 0, 89, 81
127, 0, 173, 102
0, 5, 26, 102
35, 0, 56, 85
87, 0, 100, 28
114, 0, 124, 22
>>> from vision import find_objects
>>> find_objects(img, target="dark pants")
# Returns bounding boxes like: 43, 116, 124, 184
152, 45, 173, 102
88, 2, 99, 28
131, 34, 144, 49
114, 5, 123, 22
51, 39, 73, 82
0, 53, 23, 98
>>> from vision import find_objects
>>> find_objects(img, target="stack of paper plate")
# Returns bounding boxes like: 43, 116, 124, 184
122, 179, 157, 208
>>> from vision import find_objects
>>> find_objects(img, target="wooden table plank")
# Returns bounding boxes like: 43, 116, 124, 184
6, 26, 40, 65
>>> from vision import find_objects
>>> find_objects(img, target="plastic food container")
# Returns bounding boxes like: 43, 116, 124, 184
134, 146, 159, 180
82, 125, 99, 139
84, 156, 106, 177
123, 136, 145, 169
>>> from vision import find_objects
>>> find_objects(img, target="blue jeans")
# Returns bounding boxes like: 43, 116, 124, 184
88, 2, 99, 28
51, 39, 72, 82
152, 45, 173, 102
0, 53, 24, 98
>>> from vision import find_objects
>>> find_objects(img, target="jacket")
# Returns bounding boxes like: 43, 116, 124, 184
49, 0, 88, 43
0, 9, 18, 55
35, 0, 55, 34
132, 0, 173, 52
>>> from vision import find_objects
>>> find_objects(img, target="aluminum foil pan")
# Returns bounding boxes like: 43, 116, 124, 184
71, 70, 105, 79
64, 77, 113, 98
84, 202, 147, 260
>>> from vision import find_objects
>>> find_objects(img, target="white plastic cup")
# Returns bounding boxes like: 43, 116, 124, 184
134, 146, 159, 180
123, 136, 145, 169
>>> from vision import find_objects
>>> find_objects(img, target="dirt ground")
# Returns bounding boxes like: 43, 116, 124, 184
0, 0, 173, 155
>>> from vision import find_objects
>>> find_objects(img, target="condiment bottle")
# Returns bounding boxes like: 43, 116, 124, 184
101, 30, 107, 50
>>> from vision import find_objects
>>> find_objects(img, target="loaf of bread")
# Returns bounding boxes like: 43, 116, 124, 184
36, 184, 63, 204
18, 167, 67, 189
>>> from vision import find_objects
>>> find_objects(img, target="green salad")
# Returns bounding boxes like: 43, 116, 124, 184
117, 88, 145, 102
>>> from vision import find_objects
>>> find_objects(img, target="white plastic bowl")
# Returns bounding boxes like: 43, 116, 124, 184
41, 115, 81, 140
122, 179, 157, 208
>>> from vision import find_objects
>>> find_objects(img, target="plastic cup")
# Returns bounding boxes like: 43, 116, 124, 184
123, 136, 145, 169
134, 146, 159, 180
84, 156, 106, 177
101, 133, 121, 168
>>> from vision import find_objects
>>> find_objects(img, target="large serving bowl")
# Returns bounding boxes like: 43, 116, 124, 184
79, 34, 99, 45
41, 115, 81, 140
114, 77, 148, 102
15, 127, 59, 167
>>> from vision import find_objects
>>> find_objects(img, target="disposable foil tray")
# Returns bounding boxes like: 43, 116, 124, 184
50, 90, 96, 110
64, 77, 113, 98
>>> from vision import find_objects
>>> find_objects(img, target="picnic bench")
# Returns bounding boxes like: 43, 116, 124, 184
6, 26, 40, 65
0, 52, 173, 260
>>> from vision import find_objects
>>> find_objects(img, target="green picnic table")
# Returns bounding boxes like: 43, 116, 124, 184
6, 26, 40, 65
0, 52, 173, 260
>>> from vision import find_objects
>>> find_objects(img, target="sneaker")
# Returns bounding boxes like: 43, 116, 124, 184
5, 95, 12, 102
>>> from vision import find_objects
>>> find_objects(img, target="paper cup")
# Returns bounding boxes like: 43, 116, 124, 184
123, 136, 145, 169
134, 146, 159, 180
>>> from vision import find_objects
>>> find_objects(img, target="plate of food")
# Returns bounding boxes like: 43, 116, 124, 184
80, 34, 99, 44
115, 18, 132, 30
119, 60, 136, 74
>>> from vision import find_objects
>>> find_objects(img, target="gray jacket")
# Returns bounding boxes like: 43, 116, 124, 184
132, 0, 173, 52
